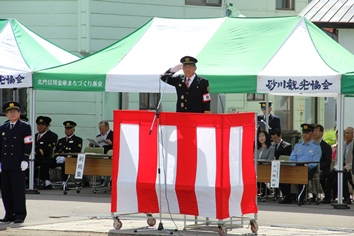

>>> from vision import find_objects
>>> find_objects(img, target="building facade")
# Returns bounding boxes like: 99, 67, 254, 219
0, 0, 323, 145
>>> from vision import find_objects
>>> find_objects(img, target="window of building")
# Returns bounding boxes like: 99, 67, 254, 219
0, 88, 27, 117
247, 93, 265, 101
276, 0, 295, 10
185, 0, 222, 7
139, 93, 160, 110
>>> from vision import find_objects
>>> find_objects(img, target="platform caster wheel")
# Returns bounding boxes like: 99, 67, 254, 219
63, 191, 67, 195
218, 225, 227, 236
113, 217, 122, 230
76, 190, 80, 194
250, 219, 258, 233
147, 217, 156, 227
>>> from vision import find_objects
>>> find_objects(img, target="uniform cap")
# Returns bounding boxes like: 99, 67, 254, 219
180, 56, 198, 64
3, 101, 21, 113
301, 123, 315, 133
63, 120, 77, 128
259, 101, 272, 110
20, 115, 28, 122
36, 116, 52, 126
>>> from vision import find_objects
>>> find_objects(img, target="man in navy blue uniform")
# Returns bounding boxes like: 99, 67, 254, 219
257, 102, 281, 131
39, 121, 82, 190
160, 56, 211, 113
34, 116, 56, 187
0, 101, 32, 223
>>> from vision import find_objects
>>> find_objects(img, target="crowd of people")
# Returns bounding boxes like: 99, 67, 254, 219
256, 111, 353, 205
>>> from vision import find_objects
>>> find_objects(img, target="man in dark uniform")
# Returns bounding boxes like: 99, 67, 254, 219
0, 101, 32, 223
257, 101, 281, 131
34, 116, 55, 187
39, 121, 82, 190
160, 56, 211, 113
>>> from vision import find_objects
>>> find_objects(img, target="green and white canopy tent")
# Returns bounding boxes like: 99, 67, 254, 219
34, 16, 354, 96
0, 18, 80, 191
0, 18, 79, 89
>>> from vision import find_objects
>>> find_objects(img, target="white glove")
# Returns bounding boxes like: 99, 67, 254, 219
21, 161, 28, 171
0, 162, 2, 173
56, 156, 66, 164
170, 64, 183, 73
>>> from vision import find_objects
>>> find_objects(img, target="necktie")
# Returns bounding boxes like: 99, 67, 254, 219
37, 135, 41, 142
274, 143, 278, 151
186, 78, 190, 88
10, 124, 14, 129
66, 137, 69, 142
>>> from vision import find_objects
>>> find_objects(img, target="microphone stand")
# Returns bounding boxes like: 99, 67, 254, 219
135, 75, 176, 234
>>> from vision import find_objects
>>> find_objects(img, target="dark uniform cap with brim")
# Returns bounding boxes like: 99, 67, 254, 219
301, 123, 315, 133
63, 120, 77, 128
259, 101, 272, 110
3, 101, 21, 113
36, 116, 52, 126
180, 56, 198, 64
20, 115, 28, 122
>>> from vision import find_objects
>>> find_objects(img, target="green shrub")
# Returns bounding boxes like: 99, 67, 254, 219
323, 129, 336, 146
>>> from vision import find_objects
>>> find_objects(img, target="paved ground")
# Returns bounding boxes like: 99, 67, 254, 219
1, 187, 354, 235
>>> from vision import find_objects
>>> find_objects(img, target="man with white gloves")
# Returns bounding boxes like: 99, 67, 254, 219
39, 121, 82, 190
0, 101, 32, 224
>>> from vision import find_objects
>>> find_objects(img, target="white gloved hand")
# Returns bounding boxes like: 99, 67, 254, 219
0, 162, 2, 173
56, 156, 66, 164
170, 64, 183, 73
21, 161, 28, 171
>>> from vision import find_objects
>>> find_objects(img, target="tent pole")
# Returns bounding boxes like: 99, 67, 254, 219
332, 94, 347, 209
26, 88, 39, 194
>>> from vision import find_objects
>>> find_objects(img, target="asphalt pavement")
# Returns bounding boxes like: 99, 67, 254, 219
0, 186, 354, 235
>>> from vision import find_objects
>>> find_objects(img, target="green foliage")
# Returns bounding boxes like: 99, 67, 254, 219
323, 129, 336, 145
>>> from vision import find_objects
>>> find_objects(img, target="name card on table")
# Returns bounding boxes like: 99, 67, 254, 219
75, 153, 86, 179
270, 160, 280, 188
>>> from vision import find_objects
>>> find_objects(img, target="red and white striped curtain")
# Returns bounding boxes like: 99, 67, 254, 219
111, 110, 257, 220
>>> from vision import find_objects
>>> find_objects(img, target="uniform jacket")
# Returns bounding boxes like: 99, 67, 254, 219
35, 131, 55, 161
47, 129, 58, 147
273, 140, 292, 160
95, 130, 113, 154
0, 120, 32, 171
319, 139, 332, 172
257, 113, 281, 131
54, 135, 83, 154
161, 70, 210, 113
290, 140, 321, 170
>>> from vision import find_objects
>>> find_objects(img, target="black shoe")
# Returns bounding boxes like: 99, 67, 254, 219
344, 198, 352, 204
0, 218, 13, 222
278, 198, 292, 204
13, 219, 24, 224
40, 184, 53, 190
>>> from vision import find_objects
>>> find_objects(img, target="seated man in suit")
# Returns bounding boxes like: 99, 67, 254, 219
270, 128, 292, 160
312, 124, 332, 204
39, 121, 82, 190
89, 120, 113, 186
